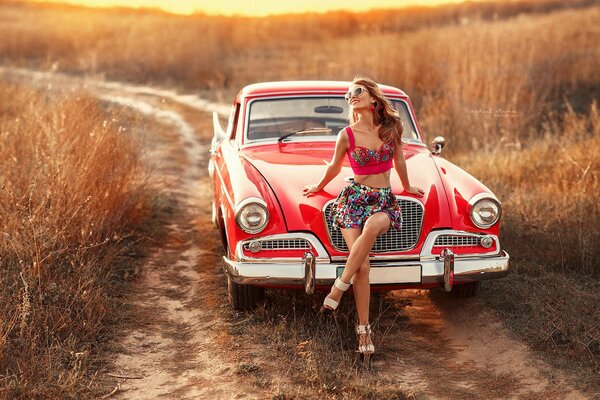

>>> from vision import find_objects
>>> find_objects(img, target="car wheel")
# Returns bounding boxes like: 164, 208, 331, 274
227, 276, 265, 310
453, 281, 481, 299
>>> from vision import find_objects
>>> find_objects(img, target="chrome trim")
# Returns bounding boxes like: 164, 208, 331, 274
222, 250, 510, 288
322, 196, 425, 253
234, 197, 269, 234
468, 192, 501, 205
331, 254, 420, 262
235, 196, 268, 213
481, 235, 493, 248
247, 240, 262, 253
303, 252, 316, 295
242, 95, 422, 146
468, 194, 502, 229
420, 251, 505, 262
322, 198, 338, 249
243, 238, 310, 251
441, 248, 454, 292
235, 232, 330, 263
421, 230, 501, 258
433, 234, 481, 247
430, 136, 445, 155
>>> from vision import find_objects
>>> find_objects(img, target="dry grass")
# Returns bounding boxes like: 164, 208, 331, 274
453, 101, 600, 392
454, 100, 600, 276
0, 82, 152, 397
228, 293, 414, 399
1, 1, 598, 153
0, 0, 598, 396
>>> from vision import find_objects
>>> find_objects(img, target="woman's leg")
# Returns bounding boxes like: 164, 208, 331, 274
351, 213, 391, 325
324, 228, 361, 305
339, 212, 390, 285
326, 212, 391, 306
352, 257, 371, 325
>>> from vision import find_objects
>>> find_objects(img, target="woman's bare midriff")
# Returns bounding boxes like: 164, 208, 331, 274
354, 170, 391, 188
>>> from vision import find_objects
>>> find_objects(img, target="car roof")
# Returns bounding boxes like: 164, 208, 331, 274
239, 81, 408, 98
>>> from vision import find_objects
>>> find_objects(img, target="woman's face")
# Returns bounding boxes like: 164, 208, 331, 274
346, 84, 373, 111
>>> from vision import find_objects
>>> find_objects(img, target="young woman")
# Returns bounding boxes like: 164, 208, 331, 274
302, 76, 424, 362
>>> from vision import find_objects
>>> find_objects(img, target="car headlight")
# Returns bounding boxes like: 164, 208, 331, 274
235, 198, 269, 234
469, 194, 501, 229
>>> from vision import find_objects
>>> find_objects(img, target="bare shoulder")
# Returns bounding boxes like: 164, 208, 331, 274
334, 128, 349, 151
337, 128, 349, 142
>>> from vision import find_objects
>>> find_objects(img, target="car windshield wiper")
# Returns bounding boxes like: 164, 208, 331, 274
277, 127, 332, 142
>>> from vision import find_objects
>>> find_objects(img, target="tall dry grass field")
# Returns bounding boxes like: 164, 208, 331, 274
0, 0, 598, 394
0, 83, 151, 397
0, 1, 597, 155
455, 102, 600, 387
456, 101, 600, 275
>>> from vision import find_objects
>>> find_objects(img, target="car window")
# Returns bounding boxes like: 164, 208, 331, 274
246, 96, 419, 142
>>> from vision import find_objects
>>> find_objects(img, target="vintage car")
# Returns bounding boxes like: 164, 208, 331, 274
209, 81, 509, 310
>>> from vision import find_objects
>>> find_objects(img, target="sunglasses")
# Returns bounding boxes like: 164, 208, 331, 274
344, 86, 366, 101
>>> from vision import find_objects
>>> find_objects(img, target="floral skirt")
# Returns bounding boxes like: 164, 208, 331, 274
332, 181, 403, 230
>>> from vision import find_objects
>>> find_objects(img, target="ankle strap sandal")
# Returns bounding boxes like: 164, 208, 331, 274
321, 277, 351, 311
356, 324, 375, 354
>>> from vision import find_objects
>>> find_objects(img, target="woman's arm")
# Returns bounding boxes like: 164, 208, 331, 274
393, 137, 425, 196
302, 129, 349, 195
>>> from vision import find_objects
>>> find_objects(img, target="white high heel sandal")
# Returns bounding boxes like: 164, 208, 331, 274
320, 278, 351, 312
356, 324, 375, 368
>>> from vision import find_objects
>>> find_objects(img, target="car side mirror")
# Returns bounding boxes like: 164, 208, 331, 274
430, 136, 445, 155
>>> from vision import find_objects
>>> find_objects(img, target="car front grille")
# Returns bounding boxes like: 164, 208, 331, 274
323, 198, 424, 252
243, 238, 310, 251
433, 235, 480, 247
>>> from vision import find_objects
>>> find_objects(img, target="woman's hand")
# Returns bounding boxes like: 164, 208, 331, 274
405, 185, 425, 197
302, 184, 321, 196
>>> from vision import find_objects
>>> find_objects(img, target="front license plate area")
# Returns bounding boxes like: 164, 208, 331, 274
336, 265, 422, 284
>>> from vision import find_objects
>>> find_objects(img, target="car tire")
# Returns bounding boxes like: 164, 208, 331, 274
453, 281, 481, 299
227, 276, 265, 310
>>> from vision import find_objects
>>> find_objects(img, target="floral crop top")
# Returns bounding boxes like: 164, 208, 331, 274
345, 126, 394, 175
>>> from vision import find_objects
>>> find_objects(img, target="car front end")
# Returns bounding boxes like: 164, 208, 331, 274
210, 81, 509, 309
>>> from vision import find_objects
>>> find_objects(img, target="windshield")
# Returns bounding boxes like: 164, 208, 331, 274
246, 96, 420, 142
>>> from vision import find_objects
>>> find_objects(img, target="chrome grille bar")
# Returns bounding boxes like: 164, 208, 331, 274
434, 235, 480, 247
323, 198, 424, 252
243, 238, 310, 250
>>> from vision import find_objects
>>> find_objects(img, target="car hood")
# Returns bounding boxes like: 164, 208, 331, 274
241, 142, 452, 236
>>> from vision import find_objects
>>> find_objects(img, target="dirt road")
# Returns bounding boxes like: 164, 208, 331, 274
0, 67, 588, 399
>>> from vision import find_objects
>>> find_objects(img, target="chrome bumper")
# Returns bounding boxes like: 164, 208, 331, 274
223, 250, 510, 294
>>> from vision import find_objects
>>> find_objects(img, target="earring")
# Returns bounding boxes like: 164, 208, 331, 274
370, 102, 376, 112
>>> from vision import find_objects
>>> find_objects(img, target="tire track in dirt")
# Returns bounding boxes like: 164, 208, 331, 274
93, 95, 263, 399
0, 66, 265, 399
0, 66, 590, 399
373, 289, 586, 399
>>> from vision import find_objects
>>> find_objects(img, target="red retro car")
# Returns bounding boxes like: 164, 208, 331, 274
209, 81, 509, 310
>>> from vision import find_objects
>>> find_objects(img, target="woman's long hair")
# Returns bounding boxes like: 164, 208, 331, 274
348, 76, 403, 144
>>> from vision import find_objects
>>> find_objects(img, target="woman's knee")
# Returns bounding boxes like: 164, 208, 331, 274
363, 213, 390, 237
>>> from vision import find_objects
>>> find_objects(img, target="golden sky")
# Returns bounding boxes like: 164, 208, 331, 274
31, 0, 482, 16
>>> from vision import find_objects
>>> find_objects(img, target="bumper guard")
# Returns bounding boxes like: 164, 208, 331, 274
224, 249, 510, 294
